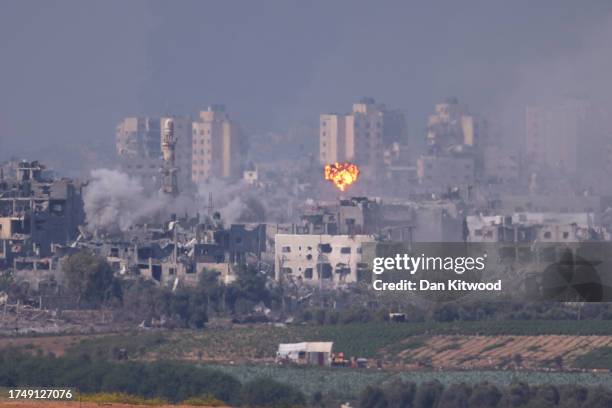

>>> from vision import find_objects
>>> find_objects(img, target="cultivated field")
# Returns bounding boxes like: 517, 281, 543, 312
4, 321, 612, 370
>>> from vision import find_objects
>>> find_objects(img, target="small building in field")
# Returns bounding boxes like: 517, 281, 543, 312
277, 342, 333, 367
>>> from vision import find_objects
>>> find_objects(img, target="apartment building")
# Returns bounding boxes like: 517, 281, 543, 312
319, 98, 406, 169
191, 105, 244, 182
116, 116, 192, 189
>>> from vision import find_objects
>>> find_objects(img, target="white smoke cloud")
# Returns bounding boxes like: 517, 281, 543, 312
83, 169, 170, 231
195, 178, 251, 224
83, 169, 275, 232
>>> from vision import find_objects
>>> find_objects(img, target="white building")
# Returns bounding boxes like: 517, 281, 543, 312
274, 234, 375, 284
277, 342, 333, 366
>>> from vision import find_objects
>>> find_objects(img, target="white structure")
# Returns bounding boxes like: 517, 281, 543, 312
277, 342, 333, 366
274, 234, 375, 284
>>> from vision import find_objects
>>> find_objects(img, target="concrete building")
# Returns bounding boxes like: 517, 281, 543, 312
0, 161, 85, 263
319, 98, 406, 170
492, 193, 604, 214
191, 105, 244, 182
274, 233, 375, 284
116, 116, 192, 190
466, 212, 600, 243
427, 98, 487, 149
116, 117, 161, 187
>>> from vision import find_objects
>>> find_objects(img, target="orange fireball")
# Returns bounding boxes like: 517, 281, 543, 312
324, 162, 360, 191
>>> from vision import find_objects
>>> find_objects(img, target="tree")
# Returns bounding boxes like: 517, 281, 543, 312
62, 251, 116, 307
468, 383, 501, 408
198, 268, 224, 316
438, 383, 471, 408
413, 381, 443, 408
384, 380, 416, 408
240, 378, 305, 408
502, 382, 530, 407
359, 385, 388, 408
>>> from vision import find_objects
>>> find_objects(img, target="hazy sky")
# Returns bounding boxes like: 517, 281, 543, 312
2, 1, 612, 173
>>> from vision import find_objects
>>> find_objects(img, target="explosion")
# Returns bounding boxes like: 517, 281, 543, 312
324, 162, 360, 191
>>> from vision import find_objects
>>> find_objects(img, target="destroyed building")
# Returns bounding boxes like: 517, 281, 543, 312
0, 161, 85, 269
274, 233, 375, 285
466, 212, 604, 243
298, 196, 464, 242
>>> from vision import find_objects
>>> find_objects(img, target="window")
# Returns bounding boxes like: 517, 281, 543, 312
319, 243, 332, 253
543, 231, 552, 239
282, 246, 291, 253
563, 232, 569, 239
318, 263, 333, 279
304, 268, 313, 279
340, 247, 351, 254
281, 267, 292, 274
474, 229, 483, 236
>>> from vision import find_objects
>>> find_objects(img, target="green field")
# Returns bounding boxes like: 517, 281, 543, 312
66, 320, 612, 361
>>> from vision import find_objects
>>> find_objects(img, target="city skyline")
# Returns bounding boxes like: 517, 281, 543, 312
3, 1, 612, 175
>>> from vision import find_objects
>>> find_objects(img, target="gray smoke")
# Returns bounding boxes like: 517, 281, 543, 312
83, 169, 171, 231
83, 169, 280, 232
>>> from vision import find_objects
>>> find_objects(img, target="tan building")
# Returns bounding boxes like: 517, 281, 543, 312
162, 116, 193, 188
191, 105, 244, 182
319, 98, 405, 169
116, 116, 192, 189
427, 98, 487, 149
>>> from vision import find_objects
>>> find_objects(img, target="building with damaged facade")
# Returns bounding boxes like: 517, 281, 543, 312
299, 196, 464, 242
465, 212, 604, 243
274, 233, 375, 285
0, 161, 84, 269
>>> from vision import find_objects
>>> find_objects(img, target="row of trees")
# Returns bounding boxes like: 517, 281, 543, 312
0, 350, 304, 407
5, 349, 612, 408
57, 251, 277, 327
358, 380, 612, 408
51, 251, 612, 326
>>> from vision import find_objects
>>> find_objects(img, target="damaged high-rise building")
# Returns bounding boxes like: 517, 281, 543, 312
115, 116, 193, 190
